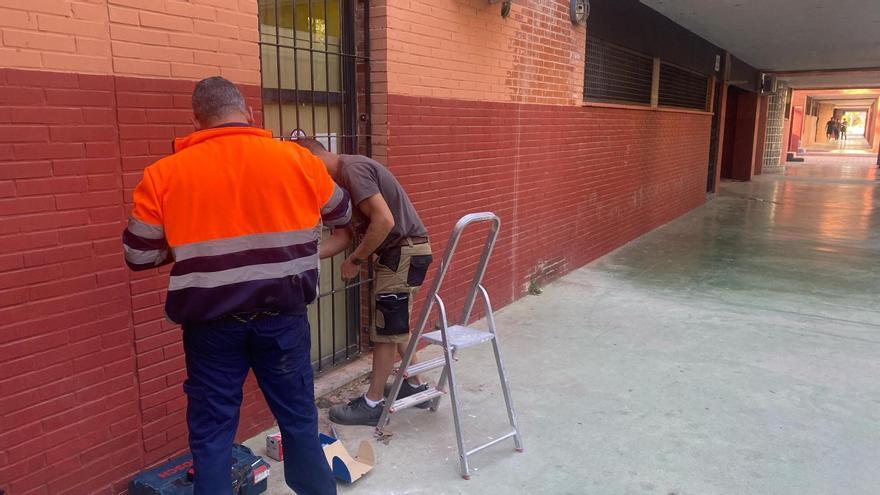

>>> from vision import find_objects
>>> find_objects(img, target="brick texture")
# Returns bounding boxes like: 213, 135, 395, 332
0, 1, 712, 492
385, 95, 711, 325
0, 0, 260, 84
108, 0, 260, 84
379, 0, 586, 105
0, 68, 265, 495
0, 0, 113, 74
0, 68, 136, 495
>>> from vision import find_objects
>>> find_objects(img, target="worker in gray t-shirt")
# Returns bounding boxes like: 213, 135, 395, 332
296, 139, 434, 426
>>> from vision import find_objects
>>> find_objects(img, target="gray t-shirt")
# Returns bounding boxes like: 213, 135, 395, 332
337, 154, 428, 254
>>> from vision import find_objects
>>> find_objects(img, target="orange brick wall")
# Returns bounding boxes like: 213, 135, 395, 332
0, 0, 260, 84
376, 0, 585, 105
0, 1, 112, 73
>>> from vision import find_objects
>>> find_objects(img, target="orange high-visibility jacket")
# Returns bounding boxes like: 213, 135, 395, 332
122, 125, 351, 324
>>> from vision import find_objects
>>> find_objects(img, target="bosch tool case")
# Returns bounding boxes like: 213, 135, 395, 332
129, 444, 269, 495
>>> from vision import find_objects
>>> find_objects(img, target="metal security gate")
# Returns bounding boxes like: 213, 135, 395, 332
258, 0, 371, 371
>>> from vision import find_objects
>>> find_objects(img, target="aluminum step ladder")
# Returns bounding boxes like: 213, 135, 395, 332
376, 212, 523, 479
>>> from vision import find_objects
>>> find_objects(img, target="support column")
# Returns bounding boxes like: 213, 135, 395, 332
871, 100, 880, 152
712, 82, 730, 192
753, 95, 769, 175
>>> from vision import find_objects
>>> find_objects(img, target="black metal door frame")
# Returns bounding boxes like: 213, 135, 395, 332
258, 0, 371, 372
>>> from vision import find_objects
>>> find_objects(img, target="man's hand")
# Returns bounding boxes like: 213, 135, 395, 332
340, 256, 362, 281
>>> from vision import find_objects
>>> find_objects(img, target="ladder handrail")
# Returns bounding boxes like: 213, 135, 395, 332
422, 212, 501, 329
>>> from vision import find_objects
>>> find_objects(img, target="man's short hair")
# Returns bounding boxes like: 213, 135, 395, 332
191, 76, 247, 123
295, 138, 327, 155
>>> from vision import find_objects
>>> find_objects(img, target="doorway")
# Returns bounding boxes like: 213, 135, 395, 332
258, 0, 370, 371
720, 86, 760, 181
840, 110, 868, 137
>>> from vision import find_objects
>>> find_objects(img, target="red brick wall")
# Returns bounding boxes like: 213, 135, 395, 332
386, 95, 711, 322
0, 68, 140, 495
0, 68, 267, 495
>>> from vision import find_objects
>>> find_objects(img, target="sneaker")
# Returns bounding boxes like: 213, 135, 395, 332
384, 381, 431, 409
329, 396, 383, 426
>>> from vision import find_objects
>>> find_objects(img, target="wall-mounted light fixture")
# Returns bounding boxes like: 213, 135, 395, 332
489, 0, 512, 18
570, 0, 589, 25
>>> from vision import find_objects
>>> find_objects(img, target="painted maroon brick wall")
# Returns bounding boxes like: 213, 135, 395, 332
385, 95, 711, 324
0, 68, 269, 495
0, 68, 141, 495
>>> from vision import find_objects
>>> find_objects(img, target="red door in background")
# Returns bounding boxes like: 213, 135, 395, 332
789, 105, 804, 152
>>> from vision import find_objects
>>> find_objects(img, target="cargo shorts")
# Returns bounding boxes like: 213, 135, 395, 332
370, 240, 433, 344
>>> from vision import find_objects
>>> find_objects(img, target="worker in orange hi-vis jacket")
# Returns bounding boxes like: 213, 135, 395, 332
122, 77, 350, 495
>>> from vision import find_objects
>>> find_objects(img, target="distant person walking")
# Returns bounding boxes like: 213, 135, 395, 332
825, 117, 836, 141
840, 120, 848, 141
833, 119, 841, 141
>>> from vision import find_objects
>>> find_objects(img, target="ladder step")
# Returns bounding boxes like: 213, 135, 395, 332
422, 325, 495, 349
465, 430, 518, 457
389, 387, 445, 413
396, 356, 446, 377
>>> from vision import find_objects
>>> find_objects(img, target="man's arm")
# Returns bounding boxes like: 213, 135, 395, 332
340, 193, 394, 281
319, 227, 353, 259
318, 183, 353, 261
123, 170, 171, 271
320, 184, 352, 228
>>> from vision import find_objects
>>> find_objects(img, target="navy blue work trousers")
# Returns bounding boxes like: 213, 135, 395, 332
182, 314, 336, 495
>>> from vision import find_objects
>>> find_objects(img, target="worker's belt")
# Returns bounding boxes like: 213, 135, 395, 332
394, 236, 429, 247
218, 311, 281, 323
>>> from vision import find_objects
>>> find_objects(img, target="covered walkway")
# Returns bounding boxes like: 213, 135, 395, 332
256, 154, 880, 494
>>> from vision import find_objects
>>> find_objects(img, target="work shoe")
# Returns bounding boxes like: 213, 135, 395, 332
329, 396, 383, 426
384, 381, 431, 409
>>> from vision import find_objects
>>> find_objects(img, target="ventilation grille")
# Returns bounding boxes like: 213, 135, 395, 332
658, 63, 708, 110
584, 36, 653, 105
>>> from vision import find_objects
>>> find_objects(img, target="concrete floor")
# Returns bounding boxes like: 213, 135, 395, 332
250, 155, 880, 494
803, 136, 876, 155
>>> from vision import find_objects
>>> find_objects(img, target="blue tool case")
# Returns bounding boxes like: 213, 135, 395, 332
129, 444, 270, 495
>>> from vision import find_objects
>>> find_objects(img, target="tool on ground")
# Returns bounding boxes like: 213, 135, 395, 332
266, 432, 283, 461
129, 444, 269, 494
377, 212, 524, 479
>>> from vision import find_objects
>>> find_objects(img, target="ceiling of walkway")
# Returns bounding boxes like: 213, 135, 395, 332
808, 91, 880, 109
640, 0, 880, 77
774, 70, 880, 90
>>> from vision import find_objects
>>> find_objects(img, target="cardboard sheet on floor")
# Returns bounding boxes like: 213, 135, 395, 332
319, 433, 375, 483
